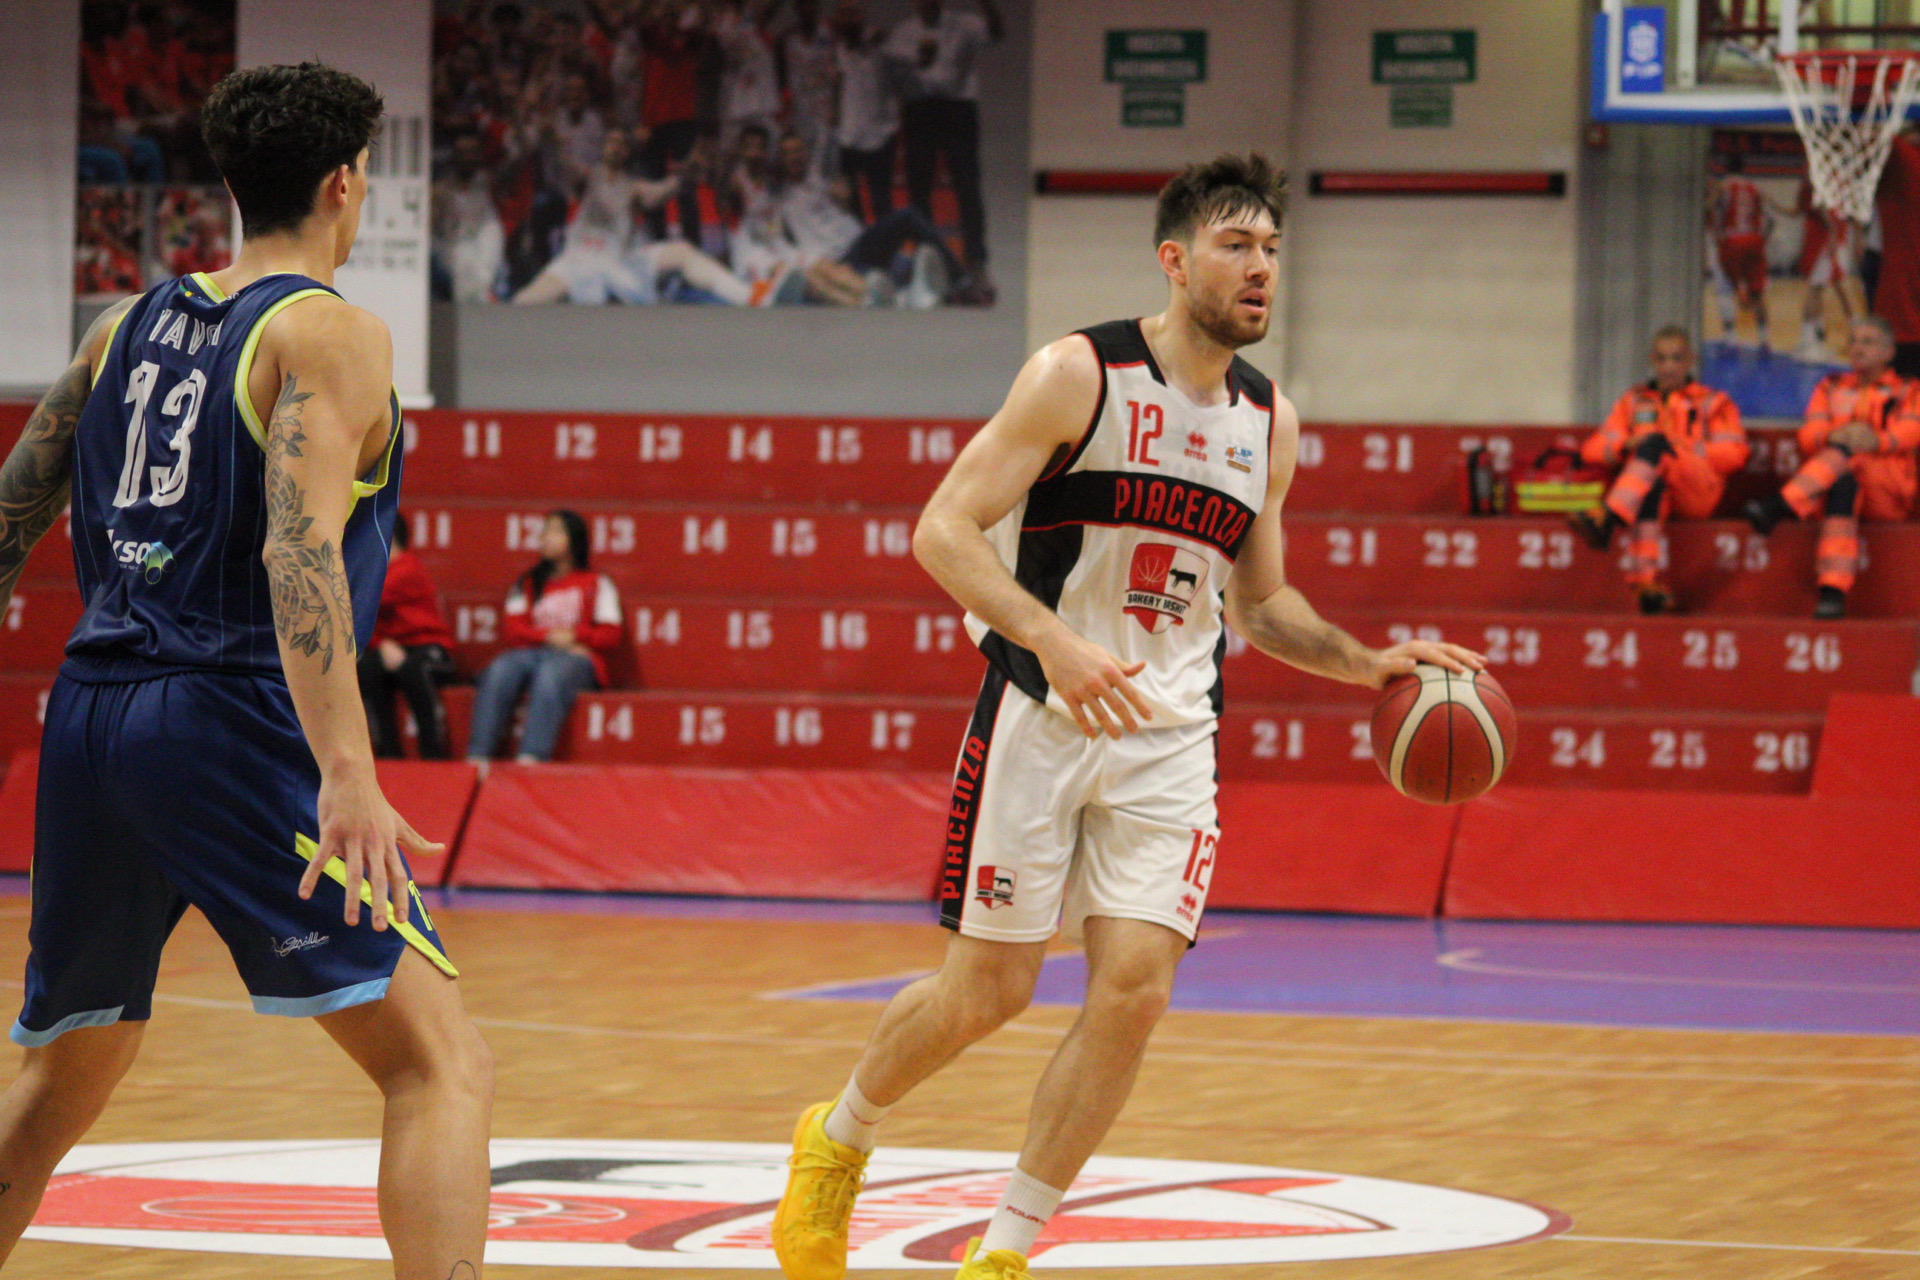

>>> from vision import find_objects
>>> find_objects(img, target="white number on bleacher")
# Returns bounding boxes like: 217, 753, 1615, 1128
1649, 729, 1707, 770
5, 597, 23, 631
585, 703, 633, 742
817, 426, 862, 463
1747, 436, 1802, 477
1251, 718, 1304, 760
410, 510, 451, 549
639, 424, 683, 462
1364, 432, 1414, 473
1387, 624, 1443, 645
554, 421, 597, 460
1459, 435, 1514, 471
1753, 731, 1812, 772
1481, 625, 1540, 666
681, 517, 728, 554
728, 424, 773, 462
1714, 531, 1769, 571
726, 610, 773, 650
454, 605, 497, 644
820, 611, 867, 650
909, 426, 956, 464
1682, 629, 1739, 670
1784, 633, 1841, 673
871, 710, 916, 751
632, 607, 680, 645
864, 519, 913, 557
461, 418, 501, 457
678, 706, 726, 745
505, 513, 546, 550
1516, 529, 1574, 569
36, 688, 50, 724
401, 417, 420, 454
915, 614, 961, 651
772, 518, 817, 556
1583, 629, 1639, 669
1550, 728, 1606, 768
1295, 431, 1325, 469
774, 707, 823, 746
1422, 529, 1477, 568
591, 515, 636, 555
1326, 527, 1377, 567
1349, 721, 1372, 760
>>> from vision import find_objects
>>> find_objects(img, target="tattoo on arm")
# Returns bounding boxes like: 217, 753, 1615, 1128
261, 374, 357, 674
0, 362, 90, 604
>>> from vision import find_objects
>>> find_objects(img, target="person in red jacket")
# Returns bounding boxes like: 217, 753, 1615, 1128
1570, 326, 1749, 614
464, 510, 625, 762
357, 516, 457, 758
1746, 316, 1920, 618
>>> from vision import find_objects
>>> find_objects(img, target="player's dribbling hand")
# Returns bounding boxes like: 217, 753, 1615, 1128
303, 765, 448, 931
1831, 421, 1879, 454
1036, 629, 1154, 739
1367, 641, 1487, 689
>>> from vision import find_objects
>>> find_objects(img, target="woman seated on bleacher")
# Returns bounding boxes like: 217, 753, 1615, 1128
464, 510, 625, 764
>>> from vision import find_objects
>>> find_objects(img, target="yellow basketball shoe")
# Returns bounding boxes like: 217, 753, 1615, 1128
954, 1237, 1035, 1279
772, 1100, 868, 1280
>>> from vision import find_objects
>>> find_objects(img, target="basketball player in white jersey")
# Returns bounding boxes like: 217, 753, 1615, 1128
772, 154, 1483, 1280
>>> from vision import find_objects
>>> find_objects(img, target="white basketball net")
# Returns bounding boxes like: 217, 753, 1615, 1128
1775, 53, 1920, 223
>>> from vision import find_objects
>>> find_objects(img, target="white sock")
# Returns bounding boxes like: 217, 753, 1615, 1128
978, 1168, 1065, 1258
822, 1072, 890, 1154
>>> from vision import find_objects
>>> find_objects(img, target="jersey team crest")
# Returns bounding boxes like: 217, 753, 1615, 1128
1125, 542, 1210, 634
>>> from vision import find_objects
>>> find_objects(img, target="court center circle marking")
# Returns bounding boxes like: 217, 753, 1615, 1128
33, 1139, 1566, 1268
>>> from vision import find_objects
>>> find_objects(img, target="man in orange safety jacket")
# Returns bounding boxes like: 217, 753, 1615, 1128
1746, 315, 1920, 618
1571, 325, 1749, 614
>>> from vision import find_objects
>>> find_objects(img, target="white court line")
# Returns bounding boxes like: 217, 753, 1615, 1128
1559, 1233, 1920, 1257
1438, 947, 1920, 995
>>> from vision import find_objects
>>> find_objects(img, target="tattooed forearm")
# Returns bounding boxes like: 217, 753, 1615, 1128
261, 374, 356, 674
0, 361, 89, 604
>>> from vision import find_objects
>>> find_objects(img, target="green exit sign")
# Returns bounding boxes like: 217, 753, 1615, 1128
1372, 29, 1476, 84
1105, 29, 1208, 83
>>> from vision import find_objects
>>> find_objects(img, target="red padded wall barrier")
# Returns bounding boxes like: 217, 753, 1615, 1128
1210, 783, 1458, 916
1810, 693, 1920, 801
452, 764, 952, 897
0, 750, 35, 872
1445, 787, 1920, 927
376, 760, 482, 886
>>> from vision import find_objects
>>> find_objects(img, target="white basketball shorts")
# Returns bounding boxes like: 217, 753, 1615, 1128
937, 668, 1220, 944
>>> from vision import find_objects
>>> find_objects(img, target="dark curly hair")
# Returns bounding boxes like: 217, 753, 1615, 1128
201, 62, 384, 238
1152, 152, 1288, 247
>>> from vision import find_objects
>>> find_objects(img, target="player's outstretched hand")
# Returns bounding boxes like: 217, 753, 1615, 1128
1036, 629, 1154, 739
1831, 421, 1879, 454
1367, 640, 1487, 688
302, 765, 447, 930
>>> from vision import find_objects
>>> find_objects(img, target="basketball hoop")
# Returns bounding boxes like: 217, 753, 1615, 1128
1775, 50, 1920, 222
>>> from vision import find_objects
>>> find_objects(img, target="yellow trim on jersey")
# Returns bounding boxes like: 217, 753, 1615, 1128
292, 832, 459, 978
232, 288, 334, 450
347, 397, 400, 516
89, 309, 129, 390
191, 271, 228, 302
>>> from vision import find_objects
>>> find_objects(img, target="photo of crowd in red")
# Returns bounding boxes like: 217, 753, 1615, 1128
74, 0, 235, 301
432, 0, 1006, 308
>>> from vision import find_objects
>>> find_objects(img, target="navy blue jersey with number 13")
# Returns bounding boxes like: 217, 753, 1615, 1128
63, 271, 401, 680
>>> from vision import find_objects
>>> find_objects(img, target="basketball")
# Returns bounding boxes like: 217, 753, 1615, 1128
1371, 664, 1518, 805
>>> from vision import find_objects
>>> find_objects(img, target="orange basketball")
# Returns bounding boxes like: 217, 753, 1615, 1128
1371, 664, 1518, 804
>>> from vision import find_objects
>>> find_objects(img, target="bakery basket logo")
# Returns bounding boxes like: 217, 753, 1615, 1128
1126, 542, 1209, 634
26, 1139, 1567, 1268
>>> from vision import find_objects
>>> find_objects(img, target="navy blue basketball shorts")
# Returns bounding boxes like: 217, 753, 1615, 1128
11, 669, 455, 1047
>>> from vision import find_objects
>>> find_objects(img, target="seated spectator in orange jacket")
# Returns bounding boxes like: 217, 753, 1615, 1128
465, 511, 625, 763
1570, 326, 1749, 613
357, 516, 457, 758
1747, 316, 1920, 618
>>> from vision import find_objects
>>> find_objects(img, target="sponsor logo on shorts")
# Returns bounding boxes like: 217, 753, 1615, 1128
26, 1139, 1568, 1267
1177, 892, 1200, 923
1183, 430, 1209, 462
975, 865, 1016, 910
1224, 443, 1255, 473
1125, 542, 1209, 634
270, 932, 329, 958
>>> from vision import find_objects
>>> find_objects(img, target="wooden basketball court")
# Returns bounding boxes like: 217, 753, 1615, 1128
0, 894, 1911, 1279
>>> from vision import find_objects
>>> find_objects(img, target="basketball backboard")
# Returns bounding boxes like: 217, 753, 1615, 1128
1592, 0, 1920, 123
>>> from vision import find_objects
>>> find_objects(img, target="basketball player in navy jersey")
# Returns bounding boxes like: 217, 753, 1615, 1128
0, 65, 491, 1278
773, 155, 1483, 1280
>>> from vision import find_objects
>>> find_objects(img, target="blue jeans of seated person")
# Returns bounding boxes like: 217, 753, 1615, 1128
466, 646, 598, 762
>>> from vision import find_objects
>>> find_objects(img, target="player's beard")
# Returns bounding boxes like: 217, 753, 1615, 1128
1188, 285, 1269, 350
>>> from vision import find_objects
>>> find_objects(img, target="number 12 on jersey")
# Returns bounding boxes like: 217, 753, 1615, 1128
1127, 400, 1164, 467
